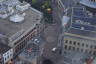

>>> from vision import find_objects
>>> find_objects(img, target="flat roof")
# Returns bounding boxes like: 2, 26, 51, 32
0, 8, 41, 36
80, 0, 96, 8
0, 43, 11, 54
65, 7, 96, 40
67, 28, 96, 38
61, 0, 75, 8
0, 2, 42, 39
60, 0, 96, 40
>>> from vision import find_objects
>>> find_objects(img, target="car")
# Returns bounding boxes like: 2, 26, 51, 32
52, 47, 57, 52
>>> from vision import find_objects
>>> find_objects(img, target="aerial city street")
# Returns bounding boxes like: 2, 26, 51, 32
0, 0, 96, 64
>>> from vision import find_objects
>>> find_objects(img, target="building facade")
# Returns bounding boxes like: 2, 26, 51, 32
0, 0, 44, 57
80, 0, 96, 13
57, 0, 96, 56
64, 35, 96, 55
55, 0, 65, 20
0, 43, 13, 64
17, 35, 45, 64
3, 49, 13, 64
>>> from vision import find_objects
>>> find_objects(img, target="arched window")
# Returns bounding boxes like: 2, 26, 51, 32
77, 48, 80, 51
68, 46, 72, 50
81, 48, 83, 52
64, 45, 68, 50
82, 43, 84, 47
77, 42, 80, 46
93, 51, 96, 55
65, 40, 68, 43
73, 41, 76, 45
72, 47, 75, 51
69, 41, 72, 44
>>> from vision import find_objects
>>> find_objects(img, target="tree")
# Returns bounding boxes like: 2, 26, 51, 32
32, 0, 37, 4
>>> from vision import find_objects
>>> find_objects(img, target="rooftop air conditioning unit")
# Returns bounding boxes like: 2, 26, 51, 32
16, 3, 30, 11
81, 27, 84, 30
86, 11, 93, 17
7, 6, 14, 16
0, 13, 8, 19
9, 14, 24, 23
76, 20, 82, 24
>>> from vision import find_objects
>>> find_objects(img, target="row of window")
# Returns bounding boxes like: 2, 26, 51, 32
15, 29, 37, 54
14, 27, 37, 45
64, 45, 96, 55
64, 40, 96, 49
4, 50, 12, 56
4, 53, 13, 62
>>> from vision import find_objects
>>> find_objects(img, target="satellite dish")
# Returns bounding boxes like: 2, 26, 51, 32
10, 14, 24, 22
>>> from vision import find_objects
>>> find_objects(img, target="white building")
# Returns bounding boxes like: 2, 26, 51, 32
0, 43, 13, 64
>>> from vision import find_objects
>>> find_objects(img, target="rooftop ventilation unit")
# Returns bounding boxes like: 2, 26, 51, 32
0, 3, 8, 19
10, 14, 25, 23
0, 13, 8, 19
76, 20, 81, 23
86, 11, 93, 17
81, 27, 85, 30
62, 16, 70, 27
0, 4, 15, 19
0, 7, 15, 19
4, 0, 20, 6
16, 3, 30, 11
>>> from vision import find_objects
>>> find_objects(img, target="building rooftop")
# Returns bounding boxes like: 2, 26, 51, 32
61, 0, 75, 8
0, 8, 41, 37
62, 0, 96, 40
0, 1, 43, 42
2, 0, 20, 6
80, 0, 96, 8
0, 43, 11, 54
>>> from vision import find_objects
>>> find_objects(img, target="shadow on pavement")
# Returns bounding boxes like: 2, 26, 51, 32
42, 59, 54, 64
